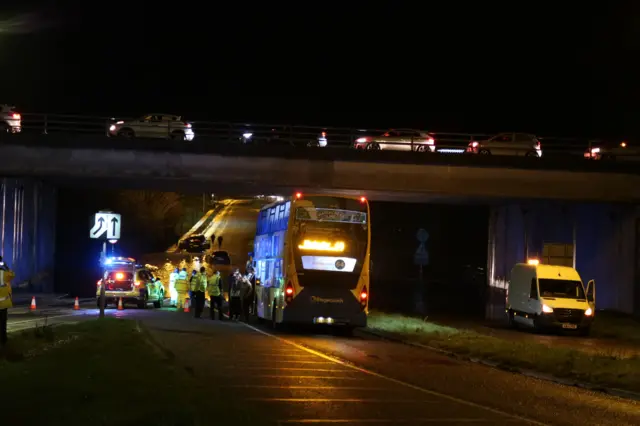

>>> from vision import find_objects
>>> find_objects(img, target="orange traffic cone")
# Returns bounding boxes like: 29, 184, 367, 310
117, 297, 124, 310
30, 296, 36, 311
184, 298, 190, 313
74, 297, 80, 310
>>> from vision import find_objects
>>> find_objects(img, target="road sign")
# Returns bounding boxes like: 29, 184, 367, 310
90, 212, 121, 240
414, 243, 429, 265
416, 228, 429, 243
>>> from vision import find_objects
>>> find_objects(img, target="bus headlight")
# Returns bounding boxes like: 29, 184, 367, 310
584, 307, 593, 316
542, 304, 553, 313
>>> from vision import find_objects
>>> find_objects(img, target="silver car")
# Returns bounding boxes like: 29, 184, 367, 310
1, 105, 21, 133
354, 129, 436, 152
467, 133, 542, 157
109, 113, 195, 141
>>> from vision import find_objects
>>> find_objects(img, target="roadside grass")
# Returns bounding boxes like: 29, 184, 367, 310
1, 319, 203, 426
591, 311, 640, 342
367, 311, 640, 393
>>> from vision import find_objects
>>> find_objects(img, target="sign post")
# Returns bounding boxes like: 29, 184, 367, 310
90, 211, 121, 318
414, 228, 429, 315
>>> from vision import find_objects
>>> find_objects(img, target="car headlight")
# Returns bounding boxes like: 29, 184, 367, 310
542, 304, 554, 313
109, 125, 116, 131
584, 307, 593, 316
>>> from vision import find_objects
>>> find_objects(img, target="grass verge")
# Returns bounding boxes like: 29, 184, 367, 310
1, 318, 201, 426
367, 311, 640, 393
591, 311, 640, 342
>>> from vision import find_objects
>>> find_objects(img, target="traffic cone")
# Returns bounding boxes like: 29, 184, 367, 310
30, 296, 36, 311
74, 297, 80, 310
117, 297, 124, 310
184, 298, 190, 313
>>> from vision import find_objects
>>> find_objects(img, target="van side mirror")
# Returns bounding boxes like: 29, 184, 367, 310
586, 279, 596, 303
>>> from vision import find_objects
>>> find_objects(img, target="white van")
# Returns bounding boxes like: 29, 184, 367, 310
506, 261, 595, 335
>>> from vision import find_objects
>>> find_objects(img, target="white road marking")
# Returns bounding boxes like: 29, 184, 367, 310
277, 419, 496, 424
247, 398, 434, 403
243, 323, 548, 426
7, 313, 80, 327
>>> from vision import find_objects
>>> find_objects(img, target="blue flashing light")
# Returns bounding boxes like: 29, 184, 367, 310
104, 258, 113, 265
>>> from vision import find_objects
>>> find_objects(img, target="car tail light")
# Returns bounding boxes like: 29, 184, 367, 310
471, 141, 479, 148
185, 123, 192, 128
11, 113, 20, 119
321, 131, 326, 138
360, 196, 366, 203
97, 279, 102, 286
426, 137, 435, 145
356, 137, 368, 143
134, 281, 141, 287
295, 192, 302, 199
536, 141, 541, 149
591, 147, 600, 154
115, 272, 125, 280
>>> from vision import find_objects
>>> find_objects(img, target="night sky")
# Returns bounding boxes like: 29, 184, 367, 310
2, 3, 639, 138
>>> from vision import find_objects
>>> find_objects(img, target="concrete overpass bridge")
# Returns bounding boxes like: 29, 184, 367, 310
1, 134, 640, 203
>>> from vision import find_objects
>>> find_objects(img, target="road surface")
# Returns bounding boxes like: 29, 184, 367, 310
5, 299, 640, 425
142, 198, 262, 287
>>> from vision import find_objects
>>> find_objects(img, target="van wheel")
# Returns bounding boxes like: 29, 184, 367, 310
525, 150, 539, 157
479, 149, 491, 155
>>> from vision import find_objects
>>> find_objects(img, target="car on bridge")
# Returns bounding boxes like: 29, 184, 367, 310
96, 258, 165, 309
108, 114, 195, 141
1, 105, 21, 134
354, 129, 436, 152
240, 126, 327, 147
584, 140, 638, 161
466, 133, 542, 157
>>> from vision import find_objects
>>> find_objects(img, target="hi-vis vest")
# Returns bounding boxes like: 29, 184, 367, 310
175, 271, 189, 292
207, 275, 222, 297
0, 269, 14, 309
191, 273, 207, 292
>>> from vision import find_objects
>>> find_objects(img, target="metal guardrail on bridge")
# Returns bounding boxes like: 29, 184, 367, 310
2, 113, 638, 162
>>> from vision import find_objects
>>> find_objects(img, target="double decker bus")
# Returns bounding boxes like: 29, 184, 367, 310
252, 192, 370, 332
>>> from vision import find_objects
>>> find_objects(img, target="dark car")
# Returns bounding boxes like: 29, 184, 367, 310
210, 251, 231, 265
184, 235, 210, 253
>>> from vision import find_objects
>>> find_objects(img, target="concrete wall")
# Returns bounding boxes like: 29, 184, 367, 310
3, 143, 640, 202
486, 202, 638, 319
0, 178, 57, 294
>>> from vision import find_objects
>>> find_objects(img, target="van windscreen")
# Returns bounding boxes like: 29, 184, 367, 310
538, 279, 585, 299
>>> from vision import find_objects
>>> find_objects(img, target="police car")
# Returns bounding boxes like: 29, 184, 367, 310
96, 257, 165, 309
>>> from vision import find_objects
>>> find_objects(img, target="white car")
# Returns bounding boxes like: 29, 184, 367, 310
109, 114, 195, 141
467, 133, 542, 157
354, 129, 436, 152
1, 105, 21, 133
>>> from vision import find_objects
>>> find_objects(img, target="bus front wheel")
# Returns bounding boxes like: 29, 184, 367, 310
271, 304, 278, 330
